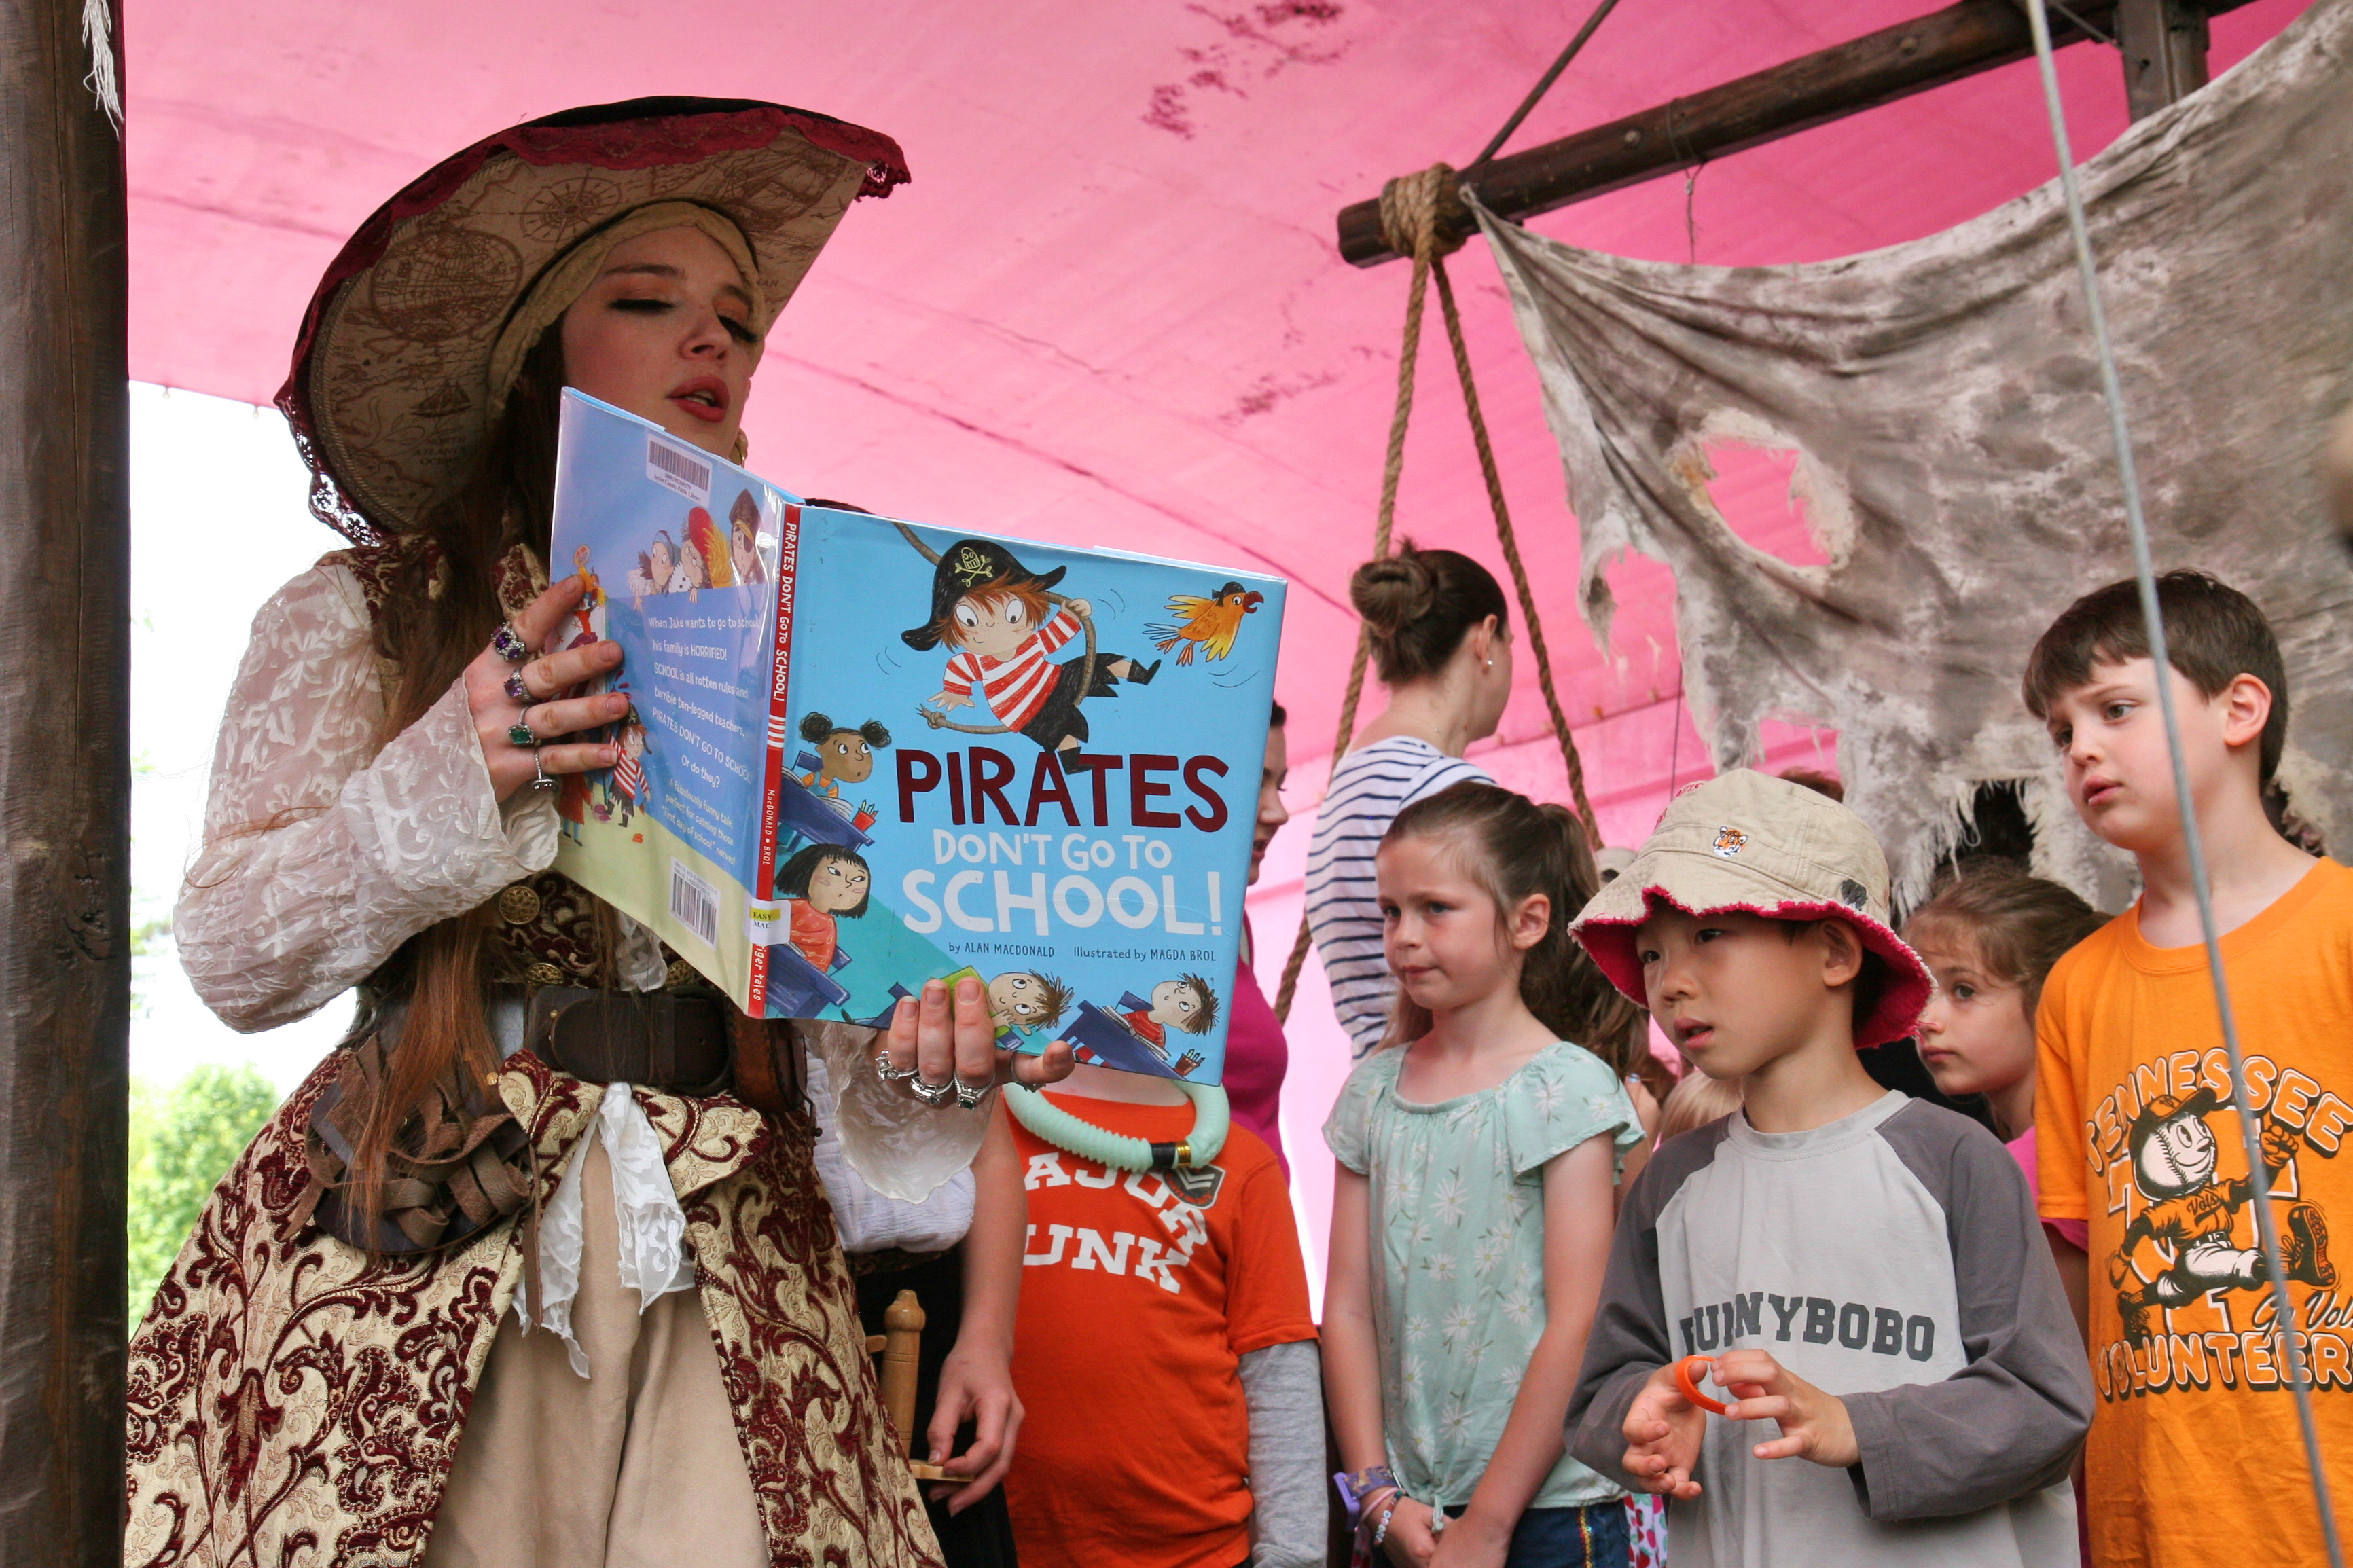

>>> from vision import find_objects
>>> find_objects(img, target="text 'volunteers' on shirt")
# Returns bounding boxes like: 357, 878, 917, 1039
1003, 1097, 1315, 1568
2038, 856, 2353, 1568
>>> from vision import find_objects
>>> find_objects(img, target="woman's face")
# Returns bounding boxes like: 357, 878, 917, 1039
562, 226, 761, 459
1249, 723, 1289, 886
1466, 618, 1514, 739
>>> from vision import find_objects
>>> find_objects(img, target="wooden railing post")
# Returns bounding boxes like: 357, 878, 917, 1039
0, 0, 130, 1561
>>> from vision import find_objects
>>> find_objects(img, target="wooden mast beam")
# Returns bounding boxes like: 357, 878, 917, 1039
1336, 0, 2252, 266
0, 0, 130, 1559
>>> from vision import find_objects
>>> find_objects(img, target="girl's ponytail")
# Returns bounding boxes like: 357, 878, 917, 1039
1378, 782, 1642, 1062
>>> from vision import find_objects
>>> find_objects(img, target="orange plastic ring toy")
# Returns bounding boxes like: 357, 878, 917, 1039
1674, 1355, 1733, 1415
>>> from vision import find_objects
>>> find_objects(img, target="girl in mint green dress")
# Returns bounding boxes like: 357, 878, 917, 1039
1323, 782, 1645, 1568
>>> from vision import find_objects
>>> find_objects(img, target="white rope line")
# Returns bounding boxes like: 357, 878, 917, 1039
2021, 5, 2344, 1558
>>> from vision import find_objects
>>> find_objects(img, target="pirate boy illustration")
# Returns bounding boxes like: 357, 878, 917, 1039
903, 539, 1157, 753
2108, 1086, 2335, 1343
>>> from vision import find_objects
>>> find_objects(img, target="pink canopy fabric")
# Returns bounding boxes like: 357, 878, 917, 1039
126, 0, 2310, 1274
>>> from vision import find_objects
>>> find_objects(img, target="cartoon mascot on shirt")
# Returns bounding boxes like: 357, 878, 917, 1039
2109, 1087, 2335, 1343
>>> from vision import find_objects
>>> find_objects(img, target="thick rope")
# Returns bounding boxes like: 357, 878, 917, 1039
1274, 165, 1604, 1019
2022, 3, 2342, 1557
1272, 168, 1453, 1020
1431, 257, 1600, 838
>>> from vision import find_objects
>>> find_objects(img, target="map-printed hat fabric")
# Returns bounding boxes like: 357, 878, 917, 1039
279, 96, 909, 542
1570, 768, 1935, 1050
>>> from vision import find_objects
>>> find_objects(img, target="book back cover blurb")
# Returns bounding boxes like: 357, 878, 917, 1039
550, 391, 789, 1006
550, 389, 1288, 1086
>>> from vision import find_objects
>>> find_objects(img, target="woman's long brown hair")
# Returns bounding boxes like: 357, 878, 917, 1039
1377, 781, 1645, 1069
346, 324, 573, 1234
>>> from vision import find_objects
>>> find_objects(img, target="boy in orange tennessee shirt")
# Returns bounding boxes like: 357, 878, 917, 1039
2027, 570, 2352, 1568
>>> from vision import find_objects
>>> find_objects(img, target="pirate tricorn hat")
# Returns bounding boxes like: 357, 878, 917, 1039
279, 96, 908, 543
901, 539, 1068, 650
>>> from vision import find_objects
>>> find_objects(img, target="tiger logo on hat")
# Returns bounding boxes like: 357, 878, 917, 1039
1710, 826, 1748, 858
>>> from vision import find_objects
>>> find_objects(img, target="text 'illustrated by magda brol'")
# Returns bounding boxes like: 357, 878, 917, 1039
547, 391, 1286, 1084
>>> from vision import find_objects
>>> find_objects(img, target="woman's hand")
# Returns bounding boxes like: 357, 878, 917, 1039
924, 1341, 1024, 1514
871, 976, 1075, 1103
468, 576, 628, 802
1380, 1496, 1439, 1568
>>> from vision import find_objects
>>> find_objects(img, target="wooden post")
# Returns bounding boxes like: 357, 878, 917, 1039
0, 0, 130, 1561
1337, 0, 2251, 266
2115, 0, 2210, 119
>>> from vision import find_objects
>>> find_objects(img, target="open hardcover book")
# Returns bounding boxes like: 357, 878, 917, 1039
547, 390, 1287, 1084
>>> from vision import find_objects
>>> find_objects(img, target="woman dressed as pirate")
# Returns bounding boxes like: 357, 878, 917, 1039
125, 98, 1071, 1568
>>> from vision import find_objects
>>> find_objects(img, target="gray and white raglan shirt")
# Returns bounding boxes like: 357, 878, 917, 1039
1570, 1092, 2094, 1567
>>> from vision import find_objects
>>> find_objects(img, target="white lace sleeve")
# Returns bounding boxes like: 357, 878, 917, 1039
803, 1020, 988, 1204
175, 562, 560, 1032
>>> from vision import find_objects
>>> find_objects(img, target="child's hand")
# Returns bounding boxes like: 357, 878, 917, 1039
1427, 1506, 1511, 1568
1621, 1363, 1707, 1499
924, 1342, 1023, 1514
925, 690, 974, 712
1378, 1496, 1439, 1567
1063, 597, 1092, 620
1712, 1347, 1860, 1468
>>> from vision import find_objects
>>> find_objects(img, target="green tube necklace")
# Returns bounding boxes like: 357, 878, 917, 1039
1004, 1078, 1230, 1171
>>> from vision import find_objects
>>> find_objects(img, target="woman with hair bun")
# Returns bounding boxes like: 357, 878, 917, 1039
1304, 541, 1513, 1056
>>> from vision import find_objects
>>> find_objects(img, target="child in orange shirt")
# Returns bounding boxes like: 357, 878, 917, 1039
2026, 570, 2352, 1568
1001, 1068, 1321, 1568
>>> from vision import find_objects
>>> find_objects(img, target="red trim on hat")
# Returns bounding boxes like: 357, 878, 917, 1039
1575, 888, 1934, 1053
274, 104, 909, 519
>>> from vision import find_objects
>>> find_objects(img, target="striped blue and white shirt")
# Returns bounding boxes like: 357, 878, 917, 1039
1302, 737, 1492, 1057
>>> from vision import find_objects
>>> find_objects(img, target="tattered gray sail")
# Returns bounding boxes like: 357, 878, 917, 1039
1481, 0, 2352, 909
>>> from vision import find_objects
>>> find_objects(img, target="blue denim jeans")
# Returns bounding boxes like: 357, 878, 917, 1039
1441, 1499, 1632, 1568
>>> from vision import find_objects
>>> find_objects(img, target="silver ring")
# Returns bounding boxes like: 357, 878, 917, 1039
504, 670, 531, 703
491, 623, 532, 663
910, 1076, 957, 1108
874, 1054, 920, 1084
953, 1076, 992, 1110
530, 752, 558, 793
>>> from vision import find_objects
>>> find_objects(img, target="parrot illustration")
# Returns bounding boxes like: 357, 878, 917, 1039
1145, 581, 1265, 666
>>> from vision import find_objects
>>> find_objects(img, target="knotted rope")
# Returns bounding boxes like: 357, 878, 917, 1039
1273, 165, 1600, 1021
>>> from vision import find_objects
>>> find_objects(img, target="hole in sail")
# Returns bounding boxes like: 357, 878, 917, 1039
1700, 439, 1830, 569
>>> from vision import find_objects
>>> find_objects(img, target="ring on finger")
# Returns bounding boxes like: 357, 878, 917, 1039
874, 1055, 920, 1084
952, 1075, 992, 1110
530, 750, 558, 793
910, 1076, 957, 1108
504, 670, 531, 703
507, 714, 539, 748
490, 623, 533, 663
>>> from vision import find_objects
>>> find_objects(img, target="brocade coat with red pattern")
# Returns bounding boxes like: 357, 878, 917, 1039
123, 540, 942, 1568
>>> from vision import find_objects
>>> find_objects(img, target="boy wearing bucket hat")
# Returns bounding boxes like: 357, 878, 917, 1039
1566, 770, 2091, 1567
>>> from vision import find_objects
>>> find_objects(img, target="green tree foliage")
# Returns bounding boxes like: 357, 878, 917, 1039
128, 1064, 281, 1330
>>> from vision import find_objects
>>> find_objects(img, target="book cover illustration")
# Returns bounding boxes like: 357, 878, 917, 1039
550, 390, 1286, 1084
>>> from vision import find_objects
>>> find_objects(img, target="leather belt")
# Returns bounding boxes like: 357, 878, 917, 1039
521, 985, 734, 1096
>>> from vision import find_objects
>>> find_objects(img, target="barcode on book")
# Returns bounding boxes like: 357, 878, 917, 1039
668, 859, 721, 948
646, 437, 713, 505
